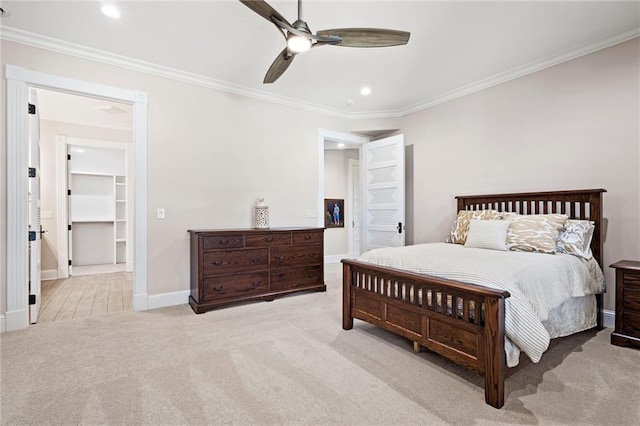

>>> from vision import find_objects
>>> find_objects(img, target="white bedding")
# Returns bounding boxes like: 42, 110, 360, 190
357, 243, 605, 366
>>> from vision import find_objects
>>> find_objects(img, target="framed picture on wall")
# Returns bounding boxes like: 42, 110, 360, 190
325, 198, 345, 228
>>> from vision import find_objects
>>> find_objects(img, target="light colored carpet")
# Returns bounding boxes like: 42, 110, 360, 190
1, 263, 639, 425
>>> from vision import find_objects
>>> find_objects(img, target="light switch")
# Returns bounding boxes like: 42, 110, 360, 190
157, 208, 165, 219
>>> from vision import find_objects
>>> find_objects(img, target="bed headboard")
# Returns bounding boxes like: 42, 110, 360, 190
455, 189, 606, 267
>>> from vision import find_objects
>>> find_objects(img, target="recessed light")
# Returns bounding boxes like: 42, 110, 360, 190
101, 4, 121, 19
337, 143, 345, 148
360, 86, 372, 96
0, 4, 11, 17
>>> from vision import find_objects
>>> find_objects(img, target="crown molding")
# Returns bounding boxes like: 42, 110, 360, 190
0, 26, 347, 118
2, 25, 638, 121
397, 27, 640, 117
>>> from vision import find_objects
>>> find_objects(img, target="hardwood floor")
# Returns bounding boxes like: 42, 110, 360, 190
38, 272, 133, 323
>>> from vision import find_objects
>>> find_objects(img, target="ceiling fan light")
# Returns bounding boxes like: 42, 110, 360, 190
287, 35, 311, 53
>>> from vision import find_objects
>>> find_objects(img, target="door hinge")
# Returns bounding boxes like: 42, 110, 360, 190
68, 259, 72, 266
68, 189, 71, 196
29, 295, 36, 305
397, 222, 403, 234
68, 224, 72, 231
28, 167, 36, 178
28, 103, 36, 115
28, 231, 36, 241
67, 154, 71, 160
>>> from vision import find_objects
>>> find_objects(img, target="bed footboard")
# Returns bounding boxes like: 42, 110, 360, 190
342, 259, 510, 408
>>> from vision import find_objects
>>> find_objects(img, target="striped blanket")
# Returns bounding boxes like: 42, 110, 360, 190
357, 243, 605, 366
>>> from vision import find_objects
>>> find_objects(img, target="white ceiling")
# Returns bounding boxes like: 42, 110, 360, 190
3, 1, 639, 118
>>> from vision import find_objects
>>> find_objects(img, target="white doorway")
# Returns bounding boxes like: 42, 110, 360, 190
317, 129, 406, 262
317, 129, 368, 262
5, 64, 149, 332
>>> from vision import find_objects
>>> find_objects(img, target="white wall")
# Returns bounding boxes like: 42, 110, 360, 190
2, 37, 637, 315
0, 40, 351, 313
394, 38, 640, 311
324, 149, 358, 257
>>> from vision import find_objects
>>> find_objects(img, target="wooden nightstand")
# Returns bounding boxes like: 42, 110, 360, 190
610, 260, 640, 348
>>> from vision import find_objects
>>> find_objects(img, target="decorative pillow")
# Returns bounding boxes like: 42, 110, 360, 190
556, 219, 595, 259
447, 210, 504, 245
506, 214, 568, 254
464, 219, 510, 251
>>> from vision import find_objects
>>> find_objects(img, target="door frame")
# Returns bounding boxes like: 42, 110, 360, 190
5, 64, 149, 331
347, 158, 360, 259
316, 129, 368, 259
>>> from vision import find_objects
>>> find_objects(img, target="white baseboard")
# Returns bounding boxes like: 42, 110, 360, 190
57, 267, 69, 279
602, 309, 615, 329
0, 314, 5, 333
41, 269, 58, 281
147, 290, 190, 310
4, 309, 27, 332
324, 253, 351, 263
134, 293, 148, 311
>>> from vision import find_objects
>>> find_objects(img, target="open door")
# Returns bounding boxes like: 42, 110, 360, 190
361, 134, 405, 253
28, 88, 42, 324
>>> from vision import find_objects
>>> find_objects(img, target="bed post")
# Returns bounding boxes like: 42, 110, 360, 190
484, 296, 506, 409
342, 261, 354, 330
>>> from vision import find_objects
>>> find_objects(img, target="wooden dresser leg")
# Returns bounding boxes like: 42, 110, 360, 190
413, 341, 421, 353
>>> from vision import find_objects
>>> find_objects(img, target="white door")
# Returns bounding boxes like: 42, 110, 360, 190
361, 134, 405, 252
28, 88, 42, 323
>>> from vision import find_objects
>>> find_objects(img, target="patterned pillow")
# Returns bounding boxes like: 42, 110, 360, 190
556, 219, 595, 259
447, 210, 504, 245
506, 214, 568, 254
464, 219, 510, 251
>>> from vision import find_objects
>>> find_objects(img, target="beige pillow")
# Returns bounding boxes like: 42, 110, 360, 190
556, 219, 595, 259
506, 214, 568, 254
464, 219, 509, 251
447, 210, 504, 245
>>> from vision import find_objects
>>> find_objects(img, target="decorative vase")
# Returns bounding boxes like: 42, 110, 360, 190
254, 198, 270, 229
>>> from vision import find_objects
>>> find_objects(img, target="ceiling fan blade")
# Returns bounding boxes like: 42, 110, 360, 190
264, 48, 295, 84
316, 28, 410, 48
239, 0, 291, 29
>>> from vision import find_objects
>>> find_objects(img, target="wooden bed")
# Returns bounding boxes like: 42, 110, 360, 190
341, 189, 606, 409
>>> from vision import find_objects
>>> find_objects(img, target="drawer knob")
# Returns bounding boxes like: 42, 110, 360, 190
213, 286, 224, 292
212, 260, 224, 266
219, 239, 229, 245
304, 235, 311, 240
265, 236, 274, 242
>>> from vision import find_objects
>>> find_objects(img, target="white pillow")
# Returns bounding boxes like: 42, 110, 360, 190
464, 219, 510, 251
556, 219, 595, 259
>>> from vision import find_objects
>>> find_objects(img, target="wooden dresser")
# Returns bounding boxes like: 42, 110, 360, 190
610, 260, 640, 348
188, 227, 325, 314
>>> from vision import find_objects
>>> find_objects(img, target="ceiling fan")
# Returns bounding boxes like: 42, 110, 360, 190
239, 0, 411, 84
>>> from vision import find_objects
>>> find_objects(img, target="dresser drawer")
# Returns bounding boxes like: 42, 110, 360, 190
245, 232, 292, 247
292, 231, 323, 245
202, 234, 244, 250
202, 248, 268, 275
621, 311, 640, 337
623, 271, 640, 289
203, 272, 268, 302
271, 266, 322, 291
624, 288, 640, 312
271, 244, 323, 267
